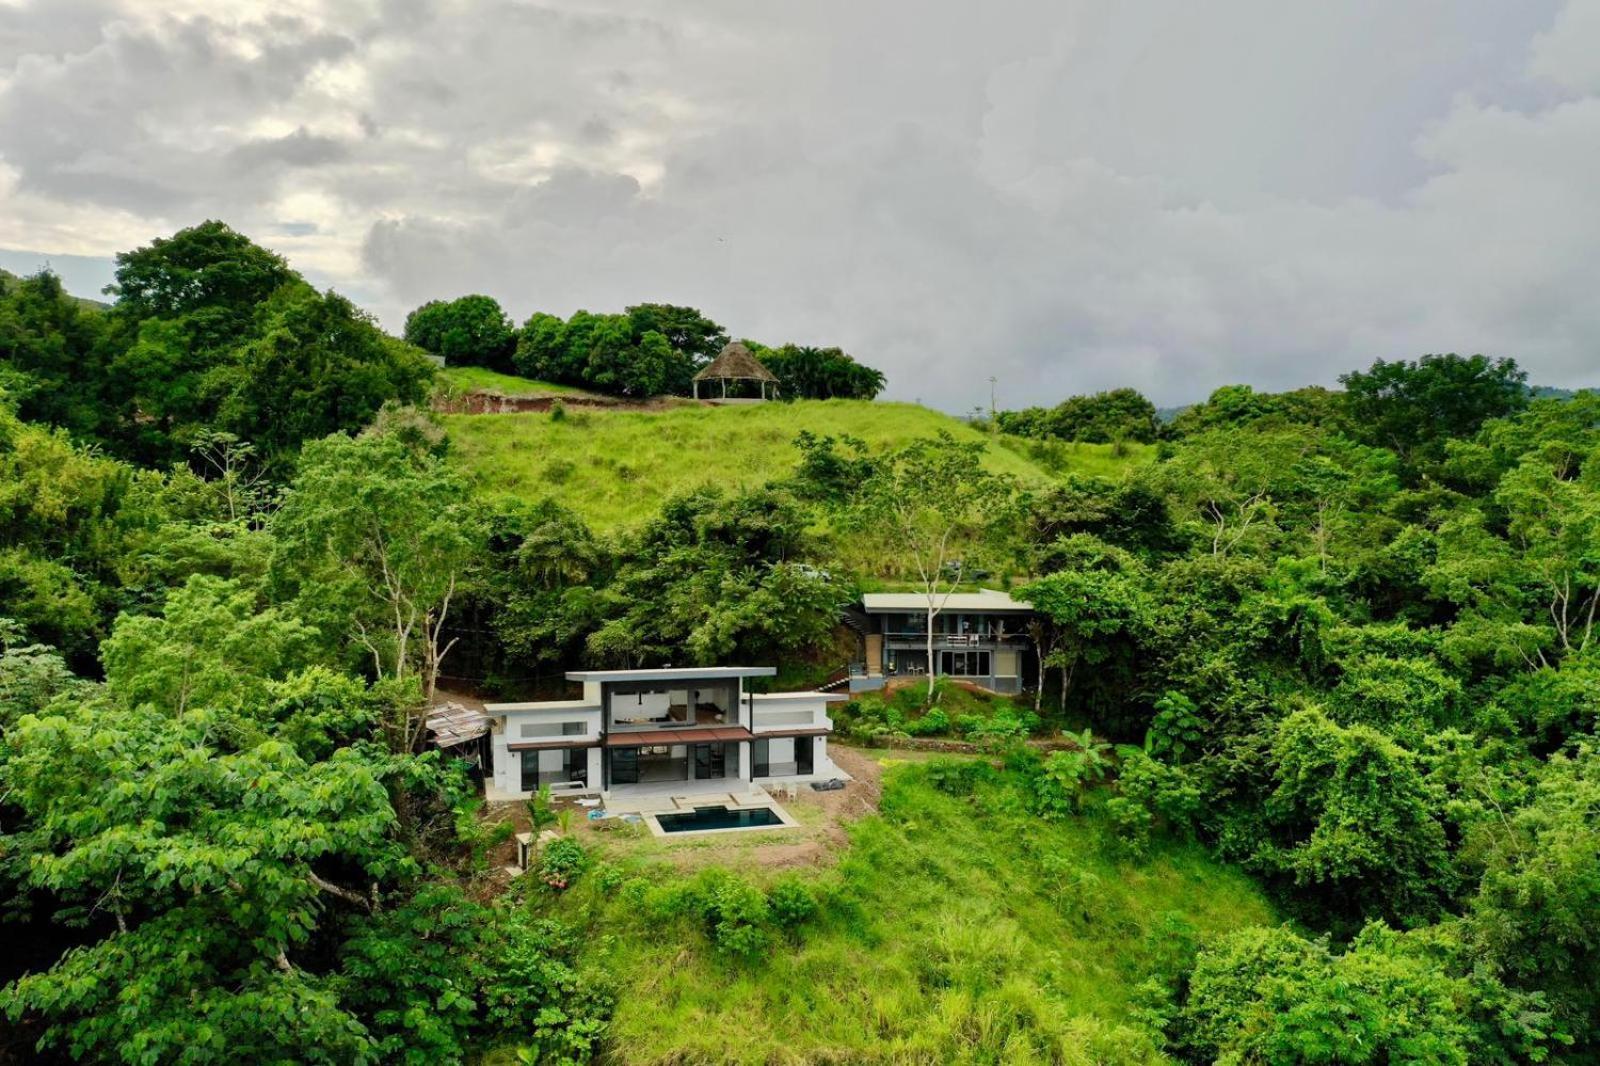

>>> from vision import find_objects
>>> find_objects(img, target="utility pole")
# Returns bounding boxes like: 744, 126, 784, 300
988, 375, 998, 431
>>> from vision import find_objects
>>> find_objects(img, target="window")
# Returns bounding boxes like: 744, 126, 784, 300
940, 651, 991, 677
522, 748, 578, 791
520, 720, 587, 739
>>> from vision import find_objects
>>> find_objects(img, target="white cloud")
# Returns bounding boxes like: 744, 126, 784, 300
0, 0, 1596, 409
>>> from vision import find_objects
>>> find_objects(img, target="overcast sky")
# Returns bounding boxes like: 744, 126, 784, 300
2, 0, 1598, 410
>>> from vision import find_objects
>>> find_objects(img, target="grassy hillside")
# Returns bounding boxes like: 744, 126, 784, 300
438, 365, 596, 397
532, 757, 1274, 1064
445, 399, 1149, 530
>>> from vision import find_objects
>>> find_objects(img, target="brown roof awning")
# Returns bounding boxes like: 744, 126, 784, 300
752, 727, 832, 739
605, 726, 754, 747
506, 738, 599, 752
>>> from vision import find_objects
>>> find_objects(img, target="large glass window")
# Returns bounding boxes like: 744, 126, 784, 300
522, 748, 579, 791
940, 651, 991, 677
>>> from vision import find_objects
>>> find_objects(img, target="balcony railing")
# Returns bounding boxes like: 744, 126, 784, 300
881, 632, 1028, 646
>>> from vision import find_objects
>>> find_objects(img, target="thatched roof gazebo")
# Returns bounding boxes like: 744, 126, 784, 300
693, 341, 779, 401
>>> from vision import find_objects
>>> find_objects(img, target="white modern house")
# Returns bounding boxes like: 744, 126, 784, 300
484, 666, 843, 803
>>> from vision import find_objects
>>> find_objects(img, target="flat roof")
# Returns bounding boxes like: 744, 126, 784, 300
604, 725, 755, 746
750, 691, 848, 702
565, 666, 776, 682
484, 700, 600, 715
862, 589, 1032, 612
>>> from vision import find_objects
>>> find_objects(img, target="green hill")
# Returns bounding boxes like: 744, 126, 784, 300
438, 365, 598, 398
444, 399, 1149, 530
539, 757, 1276, 1063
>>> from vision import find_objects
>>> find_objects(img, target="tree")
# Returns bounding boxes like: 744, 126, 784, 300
215, 284, 435, 468
101, 574, 318, 716
849, 433, 1016, 699
103, 223, 432, 467
755, 343, 887, 400
1341, 354, 1528, 466
0, 695, 418, 1062
1177, 922, 1560, 1064
1495, 449, 1600, 660
1471, 744, 1600, 1044
998, 388, 1158, 444
1020, 536, 1150, 726
0, 619, 90, 731
271, 430, 482, 733
582, 487, 846, 668
0, 270, 112, 442
107, 219, 293, 343
626, 303, 728, 388
1165, 384, 1348, 439
403, 295, 516, 372
1263, 708, 1455, 926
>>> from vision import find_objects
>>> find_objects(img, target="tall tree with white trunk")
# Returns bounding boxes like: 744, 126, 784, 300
851, 432, 1017, 700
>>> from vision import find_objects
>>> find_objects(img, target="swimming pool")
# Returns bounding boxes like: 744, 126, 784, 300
655, 805, 785, 833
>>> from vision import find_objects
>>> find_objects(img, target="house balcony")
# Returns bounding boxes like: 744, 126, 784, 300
881, 632, 1030, 649
607, 703, 738, 735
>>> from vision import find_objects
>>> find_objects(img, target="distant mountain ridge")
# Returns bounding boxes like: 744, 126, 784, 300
0, 266, 111, 311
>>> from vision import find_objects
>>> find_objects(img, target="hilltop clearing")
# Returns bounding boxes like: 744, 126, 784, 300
444, 398, 1150, 530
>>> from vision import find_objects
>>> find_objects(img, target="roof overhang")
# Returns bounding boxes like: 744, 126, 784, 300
566, 667, 776, 683
485, 701, 600, 716
750, 691, 849, 702
506, 738, 600, 752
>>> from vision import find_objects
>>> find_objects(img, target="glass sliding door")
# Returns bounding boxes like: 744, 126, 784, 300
795, 735, 814, 775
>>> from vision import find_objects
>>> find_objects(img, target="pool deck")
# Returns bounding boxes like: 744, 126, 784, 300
600, 778, 773, 813
581, 781, 799, 837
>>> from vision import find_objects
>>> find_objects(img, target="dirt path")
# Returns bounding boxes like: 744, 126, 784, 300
435, 391, 704, 415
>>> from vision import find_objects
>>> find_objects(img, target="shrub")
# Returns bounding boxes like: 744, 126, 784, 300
1107, 749, 1203, 854
542, 458, 576, 484
905, 706, 950, 736
482, 912, 613, 1064
766, 877, 818, 935
698, 871, 772, 959
539, 837, 586, 891
924, 757, 998, 797
549, 399, 567, 422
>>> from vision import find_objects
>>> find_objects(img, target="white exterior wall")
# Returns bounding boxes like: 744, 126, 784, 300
486, 702, 602, 800
749, 692, 843, 781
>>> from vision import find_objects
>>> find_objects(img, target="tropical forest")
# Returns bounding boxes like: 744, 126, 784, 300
1, 220, 1598, 1066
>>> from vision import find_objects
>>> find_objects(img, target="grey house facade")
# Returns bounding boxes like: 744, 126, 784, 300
854, 590, 1036, 695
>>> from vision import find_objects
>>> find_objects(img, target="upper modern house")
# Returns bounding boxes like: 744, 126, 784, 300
483, 667, 842, 801
855, 589, 1036, 694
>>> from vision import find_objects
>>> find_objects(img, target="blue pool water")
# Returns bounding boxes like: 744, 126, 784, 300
656, 806, 784, 833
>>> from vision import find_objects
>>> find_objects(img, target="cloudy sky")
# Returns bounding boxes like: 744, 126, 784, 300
2, 0, 1598, 410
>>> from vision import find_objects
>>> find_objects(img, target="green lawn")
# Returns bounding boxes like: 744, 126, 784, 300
438, 365, 597, 397
444, 399, 1149, 531
532, 758, 1274, 1064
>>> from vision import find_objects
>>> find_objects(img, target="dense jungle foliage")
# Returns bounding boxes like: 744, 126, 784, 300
1, 221, 1597, 1063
